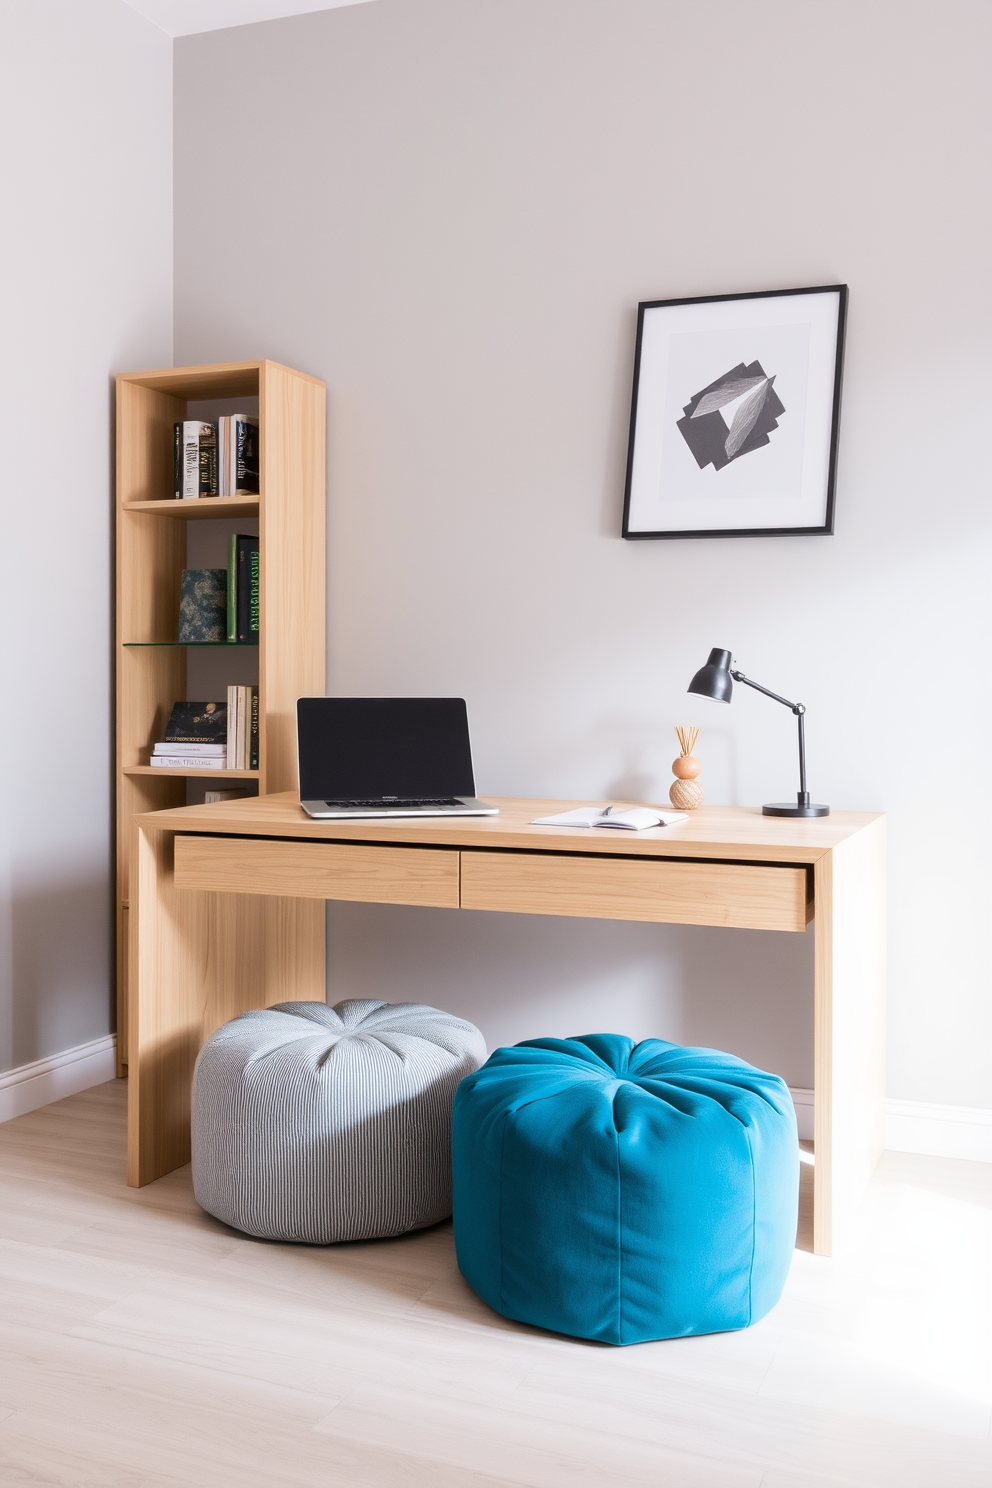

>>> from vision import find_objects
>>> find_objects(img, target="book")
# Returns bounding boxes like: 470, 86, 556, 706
236, 537, 260, 644
178, 568, 226, 642
150, 755, 227, 769
237, 686, 247, 768
530, 806, 688, 831
163, 700, 228, 744
224, 685, 259, 769
226, 533, 258, 643
248, 685, 259, 769
176, 421, 218, 499
233, 415, 259, 495
227, 684, 239, 768
152, 742, 226, 758
249, 546, 260, 637
174, 423, 182, 499
204, 788, 250, 804
218, 416, 230, 500
214, 415, 257, 498
236, 542, 248, 641
226, 531, 238, 641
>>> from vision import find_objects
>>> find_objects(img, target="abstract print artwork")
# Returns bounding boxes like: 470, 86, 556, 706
677, 361, 785, 472
622, 286, 847, 539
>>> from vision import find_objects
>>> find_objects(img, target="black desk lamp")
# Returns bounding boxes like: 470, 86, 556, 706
687, 648, 829, 818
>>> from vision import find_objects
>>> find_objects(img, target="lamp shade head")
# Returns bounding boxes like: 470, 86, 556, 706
688, 648, 734, 703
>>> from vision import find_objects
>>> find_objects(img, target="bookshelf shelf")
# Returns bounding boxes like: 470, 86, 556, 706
123, 765, 260, 780
124, 496, 260, 519
116, 358, 326, 1078
122, 641, 260, 648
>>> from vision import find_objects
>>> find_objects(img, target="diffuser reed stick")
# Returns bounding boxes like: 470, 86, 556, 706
675, 725, 699, 758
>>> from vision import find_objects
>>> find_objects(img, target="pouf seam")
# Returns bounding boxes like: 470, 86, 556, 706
495, 1088, 592, 1120
238, 1033, 340, 1068
745, 1123, 757, 1326
497, 1107, 510, 1314
615, 1117, 623, 1346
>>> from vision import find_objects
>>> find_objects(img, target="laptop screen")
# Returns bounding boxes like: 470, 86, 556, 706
297, 697, 477, 801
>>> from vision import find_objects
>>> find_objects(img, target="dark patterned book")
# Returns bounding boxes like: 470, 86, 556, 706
178, 568, 226, 642
163, 701, 228, 744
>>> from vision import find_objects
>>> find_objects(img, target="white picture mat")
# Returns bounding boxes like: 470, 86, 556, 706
626, 291, 841, 534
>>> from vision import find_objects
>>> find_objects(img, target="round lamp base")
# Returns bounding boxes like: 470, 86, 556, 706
762, 802, 830, 818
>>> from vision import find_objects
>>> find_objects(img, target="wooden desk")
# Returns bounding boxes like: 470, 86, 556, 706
129, 794, 886, 1256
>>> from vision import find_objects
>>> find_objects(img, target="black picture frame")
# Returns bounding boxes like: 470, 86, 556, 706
621, 285, 847, 541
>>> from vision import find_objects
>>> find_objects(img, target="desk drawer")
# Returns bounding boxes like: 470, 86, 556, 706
174, 835, 460, 908
460, 851, 810, 932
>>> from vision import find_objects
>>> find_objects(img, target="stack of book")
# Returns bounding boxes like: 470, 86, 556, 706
150, 694, 258, 771
150, 702, 228, 768
174, 416, 259, 500
227, 685, 259, 770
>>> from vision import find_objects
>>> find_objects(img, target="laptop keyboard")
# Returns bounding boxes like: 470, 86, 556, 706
323, 798, 464, 809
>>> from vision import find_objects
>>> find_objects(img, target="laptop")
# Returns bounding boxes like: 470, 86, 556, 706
297, 697, 499, 819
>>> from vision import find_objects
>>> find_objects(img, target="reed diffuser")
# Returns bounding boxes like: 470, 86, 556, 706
669, 725, 704, 810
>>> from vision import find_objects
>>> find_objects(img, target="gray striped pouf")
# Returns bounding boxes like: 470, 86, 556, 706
191, 999, 486, 1243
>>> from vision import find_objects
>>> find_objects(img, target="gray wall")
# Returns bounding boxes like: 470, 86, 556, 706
174, 0, 992, 1107
0, 1, 173, 1070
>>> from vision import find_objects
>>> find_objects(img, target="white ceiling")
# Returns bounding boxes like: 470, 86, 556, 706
124, 0, 375, 38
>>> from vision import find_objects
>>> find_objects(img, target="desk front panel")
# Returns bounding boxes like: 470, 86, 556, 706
174, 834, 460, 909
460, 851, 811, 932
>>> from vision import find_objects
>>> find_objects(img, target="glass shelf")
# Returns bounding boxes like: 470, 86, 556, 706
123, 641, 259, 648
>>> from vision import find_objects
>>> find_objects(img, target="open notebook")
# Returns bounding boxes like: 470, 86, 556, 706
531, 806, 687, 831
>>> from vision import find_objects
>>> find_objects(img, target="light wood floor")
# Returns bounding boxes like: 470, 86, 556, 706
0, 1082, 988, 1487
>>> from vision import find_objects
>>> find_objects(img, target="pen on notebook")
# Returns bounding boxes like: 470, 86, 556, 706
601, 805, 613, 816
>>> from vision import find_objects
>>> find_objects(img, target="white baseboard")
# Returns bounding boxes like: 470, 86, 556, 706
788, 1086, 815, 1141
0, 1034, 118, 1124
788, 1086, 992, 1163
884, 1098, 992, 1163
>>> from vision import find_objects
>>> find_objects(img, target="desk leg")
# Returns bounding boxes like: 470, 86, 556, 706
813, 819, 887, 1255
127, 825, 325, 1187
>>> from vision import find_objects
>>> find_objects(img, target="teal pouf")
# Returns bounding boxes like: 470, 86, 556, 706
452, 1034, 798, 1345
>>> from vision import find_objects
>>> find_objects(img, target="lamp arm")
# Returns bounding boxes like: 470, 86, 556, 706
730, 670, 810, 805
730, 670, 802, 715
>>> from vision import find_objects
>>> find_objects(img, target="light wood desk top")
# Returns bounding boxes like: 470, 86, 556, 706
139, 792, 881, 864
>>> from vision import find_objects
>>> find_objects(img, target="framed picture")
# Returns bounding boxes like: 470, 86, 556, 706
621, 284, 847, 540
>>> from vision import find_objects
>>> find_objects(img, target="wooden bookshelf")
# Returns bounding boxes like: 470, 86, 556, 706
116, 359, 326, 1076
122, 765, 260, 780
124, 496, 260, 519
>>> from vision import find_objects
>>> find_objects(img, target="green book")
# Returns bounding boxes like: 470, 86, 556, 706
227, 532, 238, 642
